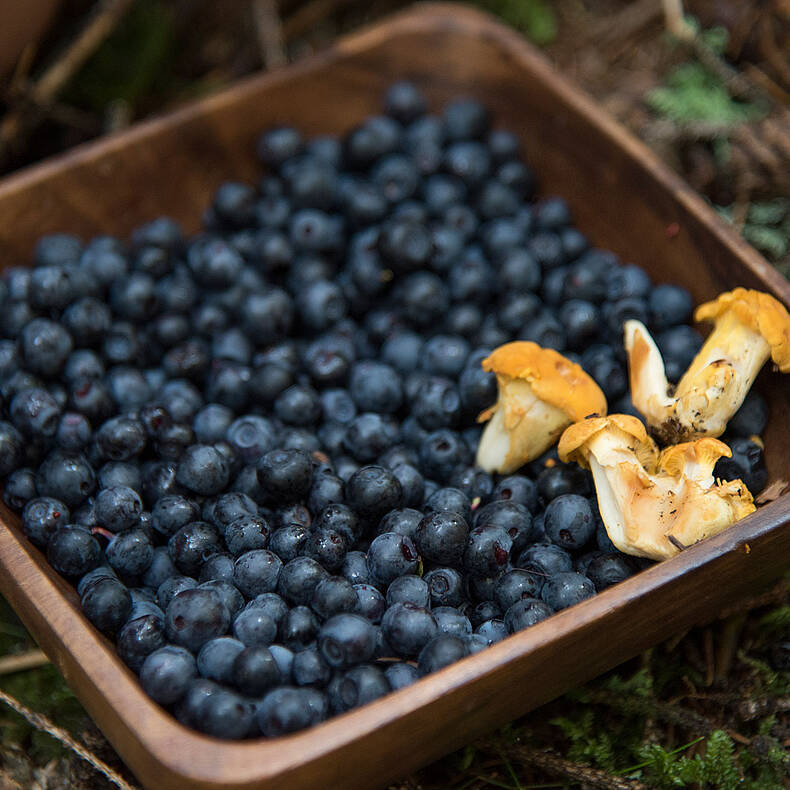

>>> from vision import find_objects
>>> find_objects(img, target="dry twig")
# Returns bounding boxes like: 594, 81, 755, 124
0, 688, 139, 790
0, 649, 49, 676
252, 0, 286, 69
0, 0, 135, 158
485, 743, 649, 790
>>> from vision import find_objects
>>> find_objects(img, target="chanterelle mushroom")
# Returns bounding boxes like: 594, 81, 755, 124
558, 414, 755, 560
625, 288, 790, 444
475, 341, 607, 474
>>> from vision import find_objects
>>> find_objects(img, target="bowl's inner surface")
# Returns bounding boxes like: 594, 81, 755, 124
0, 10, 788, 789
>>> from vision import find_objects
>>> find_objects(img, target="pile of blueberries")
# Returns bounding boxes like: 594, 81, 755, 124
0, 82, 768, 740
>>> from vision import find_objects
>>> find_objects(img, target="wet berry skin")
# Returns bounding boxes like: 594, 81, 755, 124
318, 613, 377, 668
257, 448, 313, 502
165, 588, 231, 652
381, 602, 439, 659
366, 532, 420, 587
544, 494, 596, 551
140, 646, 197, 705
47, 526, 101, 578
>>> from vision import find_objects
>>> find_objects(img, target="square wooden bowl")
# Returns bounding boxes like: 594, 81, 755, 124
1, 4, 789, 789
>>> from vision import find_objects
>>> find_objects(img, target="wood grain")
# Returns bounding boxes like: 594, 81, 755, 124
0, 4, 789, 789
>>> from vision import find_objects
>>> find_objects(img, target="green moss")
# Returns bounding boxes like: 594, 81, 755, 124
64, 0, 176, 114
475, 0, 558, 45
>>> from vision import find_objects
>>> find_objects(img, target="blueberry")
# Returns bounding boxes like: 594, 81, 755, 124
231, 646, 281, 696
255, 448, 313, 504
644, 283, 692, 330
257, 687, 326, 736
268, 525, 309, 562
475, 619, 508, 645
36, 450, 95, 508
443, 98, 489, 140
318, 613, 377, 669
516, 543, 573, 576
560, 300, 600, 349
47, 526, 101, 577
537, 463, 591, 503
494, 569, 545, 611
330, 665, 390, 713
395, 272, 449, 327
196, 688, 254, 740
342, 413, 400, 463
116, 615, 166, 671
432, 607, 472, 637
224, 515, 270, 556
94, 486, 143, 533
342, 551, 370, 586
168, 521, 222, 576
384, 81, 427, 123
414, 511, 469, 567
106, 529, 154, 577
586, 553, 637, 590
308, 472, 345, 514
140, 646, 197, 705
351, 584, 385, 624
258, 126, 303, 168
657, 325, 703, 382
344, 115, 401, 168
540, 572, 595, 610
197, 636, 246, 684
468, 601, 503, 629
165, 588, 230, 652
366, 532, 419, 587
714, 437, 768, 494
345, 465, 403, 522
231, 550, 282, 598
424, 567, 465, 608
241, 290, 294, 345
492, 475, 539, 514
175, 444, 230, 496
20, 318, 73, 377
80, 577, 132, 634
463, 525, 513, 577
311, 575, 358, 620
151, 495, 199, 537
727, 391, 768, 438
503, 598, 553, 633
473, 501, 535, 554
3, 467, 38, 511
278, 556, 328, 606
156, 576, 198, 611
381, 602, 438, 658
385, 575, 429, 608
544, 494, 595, 551
199, 580, 244, 618
206, 491, 258, 529
232, 608, 278, 647
142, 546, 177, 589
10, 388, 61, 439
97, 462, 141, 494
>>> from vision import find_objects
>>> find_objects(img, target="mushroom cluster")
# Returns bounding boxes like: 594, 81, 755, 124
478, 288, 790, 561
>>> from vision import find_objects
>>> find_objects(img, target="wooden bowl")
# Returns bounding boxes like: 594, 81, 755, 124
1, 4, 789, 789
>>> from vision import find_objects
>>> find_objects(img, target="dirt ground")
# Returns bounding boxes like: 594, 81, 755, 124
0, 2, 789, 788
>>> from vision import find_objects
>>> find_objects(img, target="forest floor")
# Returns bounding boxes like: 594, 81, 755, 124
0, 1, 789, 788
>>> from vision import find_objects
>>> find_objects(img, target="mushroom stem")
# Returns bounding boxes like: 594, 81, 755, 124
624, 289, 790, 443
476, 378, 570, 474
673, 311, 770, 436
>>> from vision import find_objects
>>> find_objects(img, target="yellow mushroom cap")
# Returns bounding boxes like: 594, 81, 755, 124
695, 288, 790, 372
482, 342, 607, 422
656, 437, 732, 479
557, 413, 653, 468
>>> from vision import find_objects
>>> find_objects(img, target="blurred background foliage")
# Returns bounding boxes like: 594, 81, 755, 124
1, 1, 789, 788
